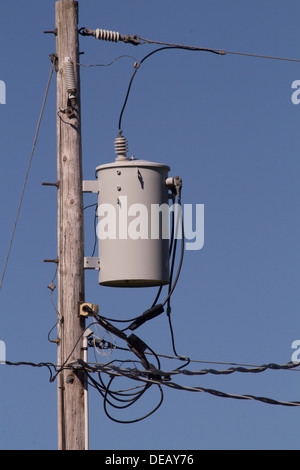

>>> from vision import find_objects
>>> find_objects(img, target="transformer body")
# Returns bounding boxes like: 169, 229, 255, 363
95, 158, 170, 287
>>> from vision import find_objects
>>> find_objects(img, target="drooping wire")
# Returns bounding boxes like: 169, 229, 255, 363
0, 60, 55, 293
118, 67, 138, 131
5, 360, 58, 383
87, 369, 164, 424
83, 186, 185, 368
91, 204, 98, 257
76, 55, 137, 68
81, 305, 165, 423
164, 200, 189, 367
83, 202, 98, 258
118, 45, 224, 131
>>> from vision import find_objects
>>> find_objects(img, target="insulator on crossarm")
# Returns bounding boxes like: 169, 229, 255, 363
115, 131, 129, 161
95, 29, 120, 42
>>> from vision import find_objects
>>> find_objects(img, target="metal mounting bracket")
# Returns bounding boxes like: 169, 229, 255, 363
82, 180, 99, 193
84, 257, 100, 270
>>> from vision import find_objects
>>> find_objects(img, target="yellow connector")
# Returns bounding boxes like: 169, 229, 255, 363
79, 302, 99, 317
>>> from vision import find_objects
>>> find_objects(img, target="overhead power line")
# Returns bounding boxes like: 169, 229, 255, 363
78, 27, 300, 132
139, 37, 300, 63
6, 358, 300, 414
79, 27, 300, 63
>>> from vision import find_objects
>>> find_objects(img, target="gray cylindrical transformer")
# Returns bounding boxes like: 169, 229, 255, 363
96, 158, 171, 287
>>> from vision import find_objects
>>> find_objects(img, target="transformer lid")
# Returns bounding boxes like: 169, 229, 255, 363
96, 157, 170, 172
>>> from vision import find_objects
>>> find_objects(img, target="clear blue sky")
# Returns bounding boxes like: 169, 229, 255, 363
1, 0, 300, 450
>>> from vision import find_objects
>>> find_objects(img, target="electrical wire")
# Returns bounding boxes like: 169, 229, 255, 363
118, 45, 223, 131
0, 60, 55, 293
6, 355, 300, 424
151, 197, 175, 309
162, 204, 184, 309
69, 360, 300, 409
80, 28, 300, 131
5, 360, 58, 383
83, 202, 99, 258
91, 204, 98, 257
88, 339, 300, 371
94, 191, 181, 329
80, 360, 300, 381
87, 369, 164, 424
77, 306, 165, 423
79, 26, 300, 63
79, 305, 300, 419
6, 357, 300, 379
139, 36, 300, 63
46, 265, 60, 344
76, 55, 137, 68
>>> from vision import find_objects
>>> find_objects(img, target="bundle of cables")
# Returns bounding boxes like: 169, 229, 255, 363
81, 179, 188, 423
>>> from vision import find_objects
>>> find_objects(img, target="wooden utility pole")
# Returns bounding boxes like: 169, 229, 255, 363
55, 0, 86, 450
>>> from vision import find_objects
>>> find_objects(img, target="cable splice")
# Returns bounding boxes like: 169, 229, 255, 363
128, 304, 164, 331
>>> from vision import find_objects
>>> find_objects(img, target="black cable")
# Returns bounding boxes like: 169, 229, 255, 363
86, 306, 162, 370
83, 306, 165, 423
83, 202, 98, 258
118, 67, 138, 131
89, 360, 300, 379
164, 202, 187, 362
110, 362, 300, 404
85, 195, 184, 373
84, 354, 164, 424
162, 202, 185, 308
5, 361, 58, 383
83, 203, 98, 211
151, 285, 163, 309
91, 204, 98, 257
102, 376, 164, 424
151, 198, 175, 308
118, 45, 223, 131
78, 361, 300, 408
101, 376, 151, 409
92, 194, 178, 327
